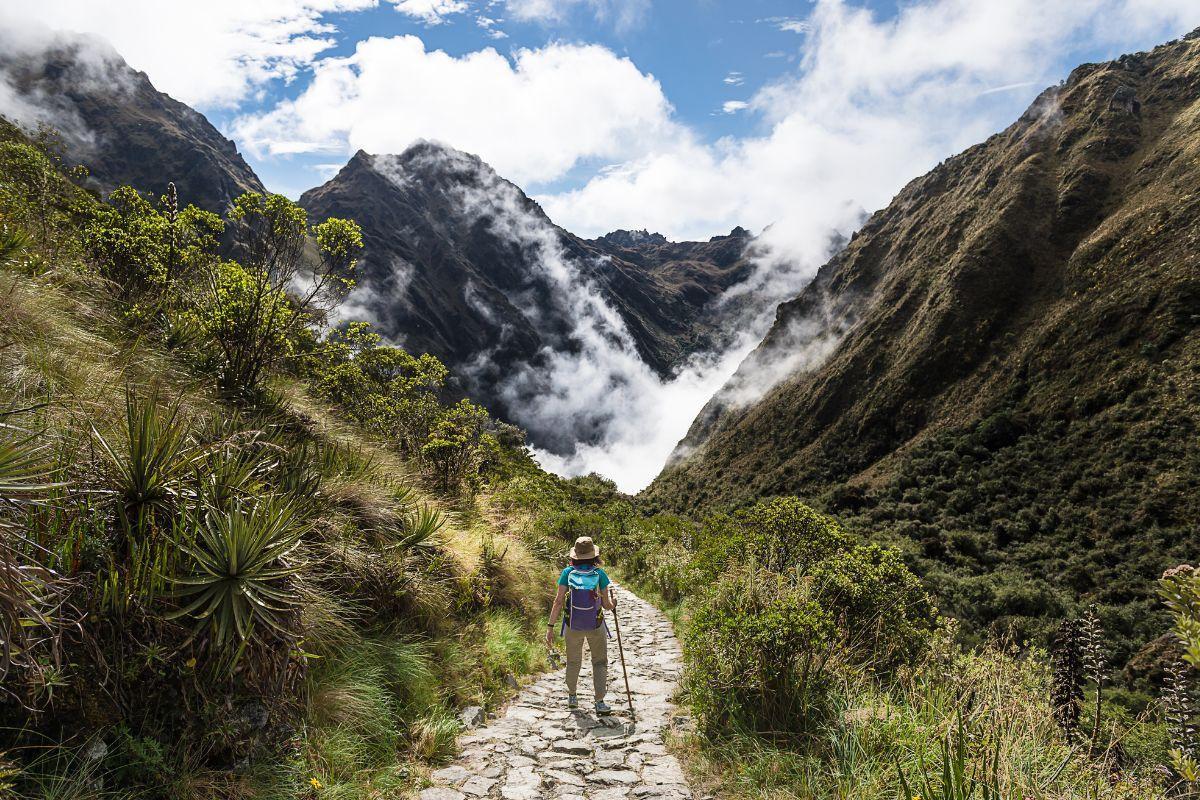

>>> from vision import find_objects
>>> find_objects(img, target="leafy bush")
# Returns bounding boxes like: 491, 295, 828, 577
305, 321, 500, 493
685, 564, 838, 737
691, 497, 853, 580
196, 192, 361, 396
83, 185, 221, 302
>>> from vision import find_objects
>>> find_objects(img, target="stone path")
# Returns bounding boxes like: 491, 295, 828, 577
422, 586, 693, 800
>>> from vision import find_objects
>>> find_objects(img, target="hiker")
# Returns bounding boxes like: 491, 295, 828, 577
546, 536, 616, 713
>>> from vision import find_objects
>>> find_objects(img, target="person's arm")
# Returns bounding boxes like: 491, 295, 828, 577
600, 586, 615, 610
545, 584, 567, 647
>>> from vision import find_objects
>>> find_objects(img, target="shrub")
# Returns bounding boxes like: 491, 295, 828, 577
692, 497, 851, 580
685, 565, 839, 737
198, 192, 361, 396
810, 542, 936, 669
83, 186, 222, 303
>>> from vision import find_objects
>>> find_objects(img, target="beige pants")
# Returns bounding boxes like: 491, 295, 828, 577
564, 625, 608, 701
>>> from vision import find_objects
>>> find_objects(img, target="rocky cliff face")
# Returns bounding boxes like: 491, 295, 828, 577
645, 32, 1200, 649
0, 33, 263, 212
300, 143, 753, 449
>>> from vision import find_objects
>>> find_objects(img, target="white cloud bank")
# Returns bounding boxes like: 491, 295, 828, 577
233, 36, 680, 185
0, 1, 380, 109
392, 0, 469, 25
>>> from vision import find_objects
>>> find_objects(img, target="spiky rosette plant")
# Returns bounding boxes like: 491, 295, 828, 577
0, 408, 69, 704
168, 496, 307, 668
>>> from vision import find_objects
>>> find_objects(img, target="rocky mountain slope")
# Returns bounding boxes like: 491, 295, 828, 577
646, 32, 1200, 652
0, 32, 263, 212
300, 144, 753, 447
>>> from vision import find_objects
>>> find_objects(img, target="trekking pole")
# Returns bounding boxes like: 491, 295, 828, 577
611, 589, 636, 724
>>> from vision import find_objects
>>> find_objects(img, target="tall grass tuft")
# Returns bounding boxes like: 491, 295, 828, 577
410, 706, 461, 763
483, 610, 544, 680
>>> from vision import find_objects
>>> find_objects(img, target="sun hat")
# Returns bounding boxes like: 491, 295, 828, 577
569, 536, 599, 560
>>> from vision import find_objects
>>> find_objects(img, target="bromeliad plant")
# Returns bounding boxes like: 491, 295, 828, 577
93, 389, 205, 607
168, 495, 307, 668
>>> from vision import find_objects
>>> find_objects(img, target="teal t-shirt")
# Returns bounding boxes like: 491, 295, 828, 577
558, 566, 610, 589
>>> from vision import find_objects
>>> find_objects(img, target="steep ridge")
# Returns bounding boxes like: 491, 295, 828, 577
0, 31, 264, 212
299, 144, 752, 448
646, 32, 1200, 646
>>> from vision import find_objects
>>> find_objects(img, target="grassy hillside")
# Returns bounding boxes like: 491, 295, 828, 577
645, 32, 1200, 663
0, 118, 551, 798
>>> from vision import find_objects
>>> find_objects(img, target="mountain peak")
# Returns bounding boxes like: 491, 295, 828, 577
710, 226, 751, 242
0, 29, 263, 211
596, 229, 670, 248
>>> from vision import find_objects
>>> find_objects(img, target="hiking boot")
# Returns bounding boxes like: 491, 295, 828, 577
595, 700, 612, 715
567, 695, 578, 709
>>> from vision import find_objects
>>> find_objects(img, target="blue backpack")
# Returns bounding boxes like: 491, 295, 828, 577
565, 567, 602, 631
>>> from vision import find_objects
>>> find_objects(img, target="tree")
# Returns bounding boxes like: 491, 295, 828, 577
205, 193, 362, 395
421, 399, 494, 493
83, 185, 222, 305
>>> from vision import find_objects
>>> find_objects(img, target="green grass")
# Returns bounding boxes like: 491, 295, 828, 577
483, 609, 547, 681
673, 642, 1169, 800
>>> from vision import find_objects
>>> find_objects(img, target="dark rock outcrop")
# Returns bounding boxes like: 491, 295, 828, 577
0, 32, 263, 212
299, 143, 754, 448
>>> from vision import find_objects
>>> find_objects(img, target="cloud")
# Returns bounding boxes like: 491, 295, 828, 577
540, 0, 1200, 260
505, 0, 650, 31
723, 71, 744, 86
0, 24, 130, 150
0, 0, 375, 109
721, 100, 749, 113
233, 36, 679, 185
760, 16, 811, 34
475, 15, 509, 38
391, 0, 469, 25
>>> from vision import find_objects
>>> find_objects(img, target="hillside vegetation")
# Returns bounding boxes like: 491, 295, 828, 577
647, 31, 1200, 665
0, 119, 550, 798
497, 472, 1199, 800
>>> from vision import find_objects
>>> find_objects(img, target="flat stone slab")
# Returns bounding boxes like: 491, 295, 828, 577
431, 765, 471, 786
419, 789, 464, 800
460, 776, 497, 797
